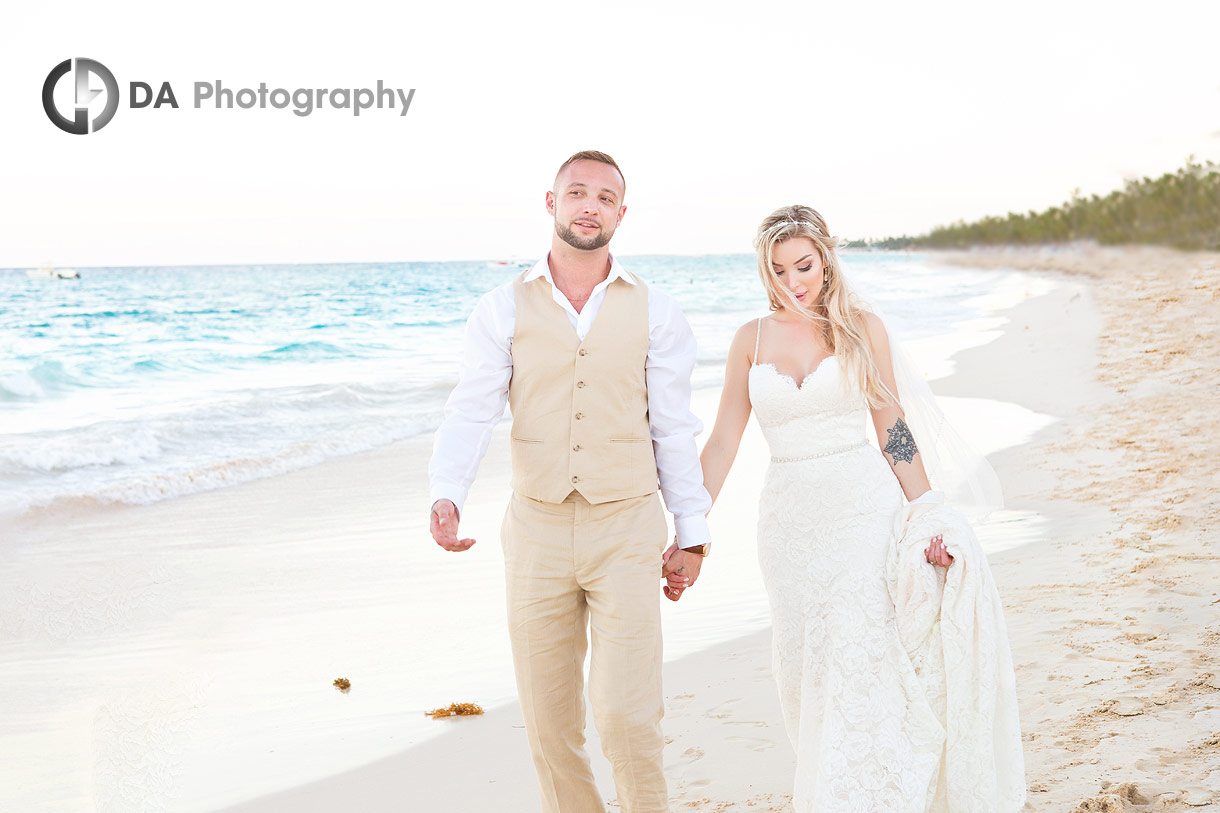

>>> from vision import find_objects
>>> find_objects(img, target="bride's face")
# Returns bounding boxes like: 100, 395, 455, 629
769, 237, 825, 310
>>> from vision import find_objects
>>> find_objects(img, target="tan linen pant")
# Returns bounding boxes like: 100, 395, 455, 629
501, 489, 669, 813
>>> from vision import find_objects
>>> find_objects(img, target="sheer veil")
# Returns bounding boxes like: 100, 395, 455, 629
848, 279, 1005, 522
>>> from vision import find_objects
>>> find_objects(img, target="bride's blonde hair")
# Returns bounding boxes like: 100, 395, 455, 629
753, 204, 894, 408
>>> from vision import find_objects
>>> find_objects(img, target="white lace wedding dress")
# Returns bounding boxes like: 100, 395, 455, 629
749, 319, 950, 812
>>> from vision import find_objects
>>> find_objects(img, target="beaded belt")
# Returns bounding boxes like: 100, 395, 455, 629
770, 439, 869, 463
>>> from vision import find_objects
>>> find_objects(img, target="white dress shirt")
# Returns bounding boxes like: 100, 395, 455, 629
429, 254, 713, 549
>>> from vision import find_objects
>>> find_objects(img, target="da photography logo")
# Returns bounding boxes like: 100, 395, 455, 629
42, 59, 416, 133
43, 58, 119, 135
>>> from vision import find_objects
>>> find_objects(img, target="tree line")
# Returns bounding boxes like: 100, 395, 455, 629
871, 158, 1220, 251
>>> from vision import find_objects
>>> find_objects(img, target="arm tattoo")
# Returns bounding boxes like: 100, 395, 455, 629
883, 417, 918, 464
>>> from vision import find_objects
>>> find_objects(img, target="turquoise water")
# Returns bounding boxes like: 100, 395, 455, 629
0, 253, 1023, 516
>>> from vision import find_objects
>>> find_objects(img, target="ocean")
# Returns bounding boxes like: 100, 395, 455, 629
0, 252, 1042, 519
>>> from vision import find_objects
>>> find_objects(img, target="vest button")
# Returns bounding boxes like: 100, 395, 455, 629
575, 413, 584, 420
578, 348, 588, 356
573, 444, 582, 452
576, 381, 586, 388
571, 475, 580, 483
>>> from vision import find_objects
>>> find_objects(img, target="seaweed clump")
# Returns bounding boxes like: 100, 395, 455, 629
425, 702, 484, 718
333, 677, 351, 692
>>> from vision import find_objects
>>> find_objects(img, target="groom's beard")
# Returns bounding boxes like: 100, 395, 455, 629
555, 219, 616, 251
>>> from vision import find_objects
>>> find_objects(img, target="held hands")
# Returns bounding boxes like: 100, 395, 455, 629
924, 533, 953, 567
430, 499, 477, 552
661, 541, 702, 601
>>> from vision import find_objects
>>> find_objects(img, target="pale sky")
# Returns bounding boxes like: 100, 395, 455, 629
2, 0, 1218, 268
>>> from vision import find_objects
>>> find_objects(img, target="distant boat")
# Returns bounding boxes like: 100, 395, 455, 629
26, 261, 79, 280
486, 259, 533, 270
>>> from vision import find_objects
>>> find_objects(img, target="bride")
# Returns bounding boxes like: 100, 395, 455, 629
681, 205, 1026, 811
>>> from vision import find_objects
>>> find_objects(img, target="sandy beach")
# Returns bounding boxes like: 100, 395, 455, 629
4, 247, 1218, 812
935, 246, 1220, 812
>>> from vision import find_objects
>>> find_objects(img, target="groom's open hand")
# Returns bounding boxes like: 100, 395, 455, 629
430, 499, 477, 552
661, 542, 700, 601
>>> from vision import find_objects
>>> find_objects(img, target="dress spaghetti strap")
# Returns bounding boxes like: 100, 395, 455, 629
753, 317, 762, 366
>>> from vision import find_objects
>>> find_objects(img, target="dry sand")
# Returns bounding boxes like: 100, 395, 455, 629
934, 245, 1220, 812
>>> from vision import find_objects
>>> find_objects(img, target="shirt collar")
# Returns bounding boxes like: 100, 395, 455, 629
523, 253, 636, 286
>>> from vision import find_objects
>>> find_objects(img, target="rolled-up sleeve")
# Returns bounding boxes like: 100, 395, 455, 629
428, 289, 513, 516
646, 291, 713, 548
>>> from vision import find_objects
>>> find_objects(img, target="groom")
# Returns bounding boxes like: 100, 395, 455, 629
428, 150, 712, 812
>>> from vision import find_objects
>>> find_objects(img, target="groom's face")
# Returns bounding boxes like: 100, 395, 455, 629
547, 160, 627, 251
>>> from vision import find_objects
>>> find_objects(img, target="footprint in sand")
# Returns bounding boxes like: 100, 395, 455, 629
1131, 751, 1172, 774
727, 734, 776, 752
1190, 672, 1220, 691
1094, 696, 1147, 717
705, 699, 739, 719
672, 748, 712, 793
1119, 631, 1161, 645
1072, 780, 1213, 812
1072, 781, 1149, 811
703, 698, 769, 727
668, 693, 696, 710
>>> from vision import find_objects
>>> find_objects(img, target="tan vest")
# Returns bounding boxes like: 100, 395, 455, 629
508, 271, 657, 504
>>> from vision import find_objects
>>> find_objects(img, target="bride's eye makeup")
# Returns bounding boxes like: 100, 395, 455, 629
797, 265, 812, 273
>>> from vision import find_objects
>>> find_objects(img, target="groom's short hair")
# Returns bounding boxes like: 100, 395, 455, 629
555, 150, 626, 198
